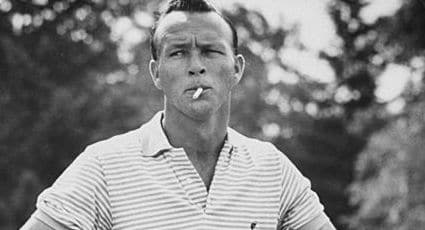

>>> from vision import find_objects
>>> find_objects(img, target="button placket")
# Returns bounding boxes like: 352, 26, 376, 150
204, 143, 233, 213
165, 149, 208, 209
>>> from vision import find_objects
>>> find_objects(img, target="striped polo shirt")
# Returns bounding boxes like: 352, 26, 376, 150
33, 112, 329, 230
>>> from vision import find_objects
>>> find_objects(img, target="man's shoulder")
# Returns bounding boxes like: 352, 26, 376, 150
84, 127, 143, 158
228, 128, 287, 161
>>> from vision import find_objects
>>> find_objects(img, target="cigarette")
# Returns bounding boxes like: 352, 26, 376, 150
192, 87, 203, 99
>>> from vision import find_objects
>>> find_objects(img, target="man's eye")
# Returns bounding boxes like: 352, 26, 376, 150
170, 50, 184, 57
206, 49, 221, 54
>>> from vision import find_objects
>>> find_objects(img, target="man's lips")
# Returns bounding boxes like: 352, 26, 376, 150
186, 86, 212, 92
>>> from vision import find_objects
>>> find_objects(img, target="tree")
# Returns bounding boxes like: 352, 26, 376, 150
346, 0, 425, 229
0, 0, 158, 228
347, 97, 425, 230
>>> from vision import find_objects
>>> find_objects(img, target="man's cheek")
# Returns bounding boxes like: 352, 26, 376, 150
219, 66, 236, 88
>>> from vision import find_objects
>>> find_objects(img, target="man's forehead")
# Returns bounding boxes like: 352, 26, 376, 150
154, 11, 233, 46
162, 32, 224, 45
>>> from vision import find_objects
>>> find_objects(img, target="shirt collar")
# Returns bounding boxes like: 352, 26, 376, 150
226, 126, 246, 151
138, 111, 244, 157
139, 111, 173, 157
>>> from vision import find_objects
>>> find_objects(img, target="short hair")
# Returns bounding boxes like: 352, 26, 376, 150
150, 0, 238, 60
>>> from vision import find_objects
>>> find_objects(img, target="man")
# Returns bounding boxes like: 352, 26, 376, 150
21, 0, 336, 229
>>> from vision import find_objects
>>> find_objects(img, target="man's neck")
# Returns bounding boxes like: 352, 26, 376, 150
162, 107, 228, 158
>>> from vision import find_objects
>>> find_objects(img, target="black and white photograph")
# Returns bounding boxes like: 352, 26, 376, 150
1, 0, 424, 229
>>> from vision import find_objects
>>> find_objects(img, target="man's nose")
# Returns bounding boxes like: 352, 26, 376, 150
188, 52, 206, 76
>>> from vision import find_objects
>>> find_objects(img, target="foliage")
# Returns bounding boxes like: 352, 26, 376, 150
347, 97, 425, 230
345, 0, 425, 229
0, 1, 158, 228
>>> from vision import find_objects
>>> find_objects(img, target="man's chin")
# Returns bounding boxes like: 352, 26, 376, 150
186, 104, 217, 121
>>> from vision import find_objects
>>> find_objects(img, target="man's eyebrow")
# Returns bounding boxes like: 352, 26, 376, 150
200, 42, 226, 49
163, 40, 226, 48
162, 43, 190, 52
162, 34, 190, 43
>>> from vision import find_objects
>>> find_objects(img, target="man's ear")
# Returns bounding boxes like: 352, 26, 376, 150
231, 54, 245, 87
149, 59, 162, 90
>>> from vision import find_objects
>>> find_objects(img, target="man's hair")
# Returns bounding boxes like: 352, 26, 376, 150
150, 0, 239, 60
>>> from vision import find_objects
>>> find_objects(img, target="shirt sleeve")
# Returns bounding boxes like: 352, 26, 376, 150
277, 152, 329, 230
31, 209, 70, 230
36, 149, 112, 230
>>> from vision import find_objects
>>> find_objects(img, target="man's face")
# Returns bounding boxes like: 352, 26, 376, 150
149, 11, 245, 120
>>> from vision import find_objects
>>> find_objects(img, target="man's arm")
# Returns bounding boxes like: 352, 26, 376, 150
20, 218, 55, 230
318, 222, 337, 230
20, 211, 70, 230
298, 215, 337, 230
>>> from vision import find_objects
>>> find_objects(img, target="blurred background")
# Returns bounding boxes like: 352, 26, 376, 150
1, 0, 424, 229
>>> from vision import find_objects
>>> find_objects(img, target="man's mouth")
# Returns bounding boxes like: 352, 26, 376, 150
186, 86, 212, 99
186, 85, 212, 91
